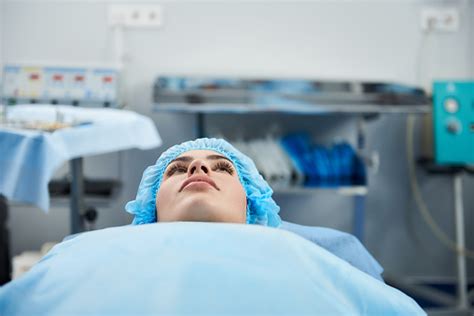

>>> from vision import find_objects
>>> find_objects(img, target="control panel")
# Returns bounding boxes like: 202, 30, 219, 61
433, 81, 474, 165
2, 64, 119, 107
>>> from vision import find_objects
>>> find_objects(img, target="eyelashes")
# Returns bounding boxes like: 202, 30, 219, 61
214, 161, 234, 175
165, 161, 234, 177
166, 163, 188, 177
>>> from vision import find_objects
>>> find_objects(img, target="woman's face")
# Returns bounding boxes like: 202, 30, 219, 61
155, 150, 247, 224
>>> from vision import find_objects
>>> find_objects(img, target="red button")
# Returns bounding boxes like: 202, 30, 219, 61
30, 74, 40, 80
53, 74, 63, 81
103, 76, 113, 83
75, 75, 84, 82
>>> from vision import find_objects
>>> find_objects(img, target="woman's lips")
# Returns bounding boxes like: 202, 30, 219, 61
180, 175, 219, 192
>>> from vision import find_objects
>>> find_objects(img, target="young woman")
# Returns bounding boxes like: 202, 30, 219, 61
126, 138, 281, 227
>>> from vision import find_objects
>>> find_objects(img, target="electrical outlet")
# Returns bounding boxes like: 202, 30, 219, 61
108, 5, 163, 28
420, 7, 459, 32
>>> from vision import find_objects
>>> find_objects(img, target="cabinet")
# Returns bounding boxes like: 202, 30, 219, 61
152, 77, 430, 242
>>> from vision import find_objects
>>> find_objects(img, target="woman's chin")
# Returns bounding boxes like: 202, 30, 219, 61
158, 195, 246, 224
178, 209, 219, 223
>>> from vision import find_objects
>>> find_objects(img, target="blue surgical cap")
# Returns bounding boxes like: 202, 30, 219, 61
125, 138, 281, 227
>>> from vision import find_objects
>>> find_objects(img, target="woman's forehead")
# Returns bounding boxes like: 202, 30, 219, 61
175, 149, 222, 159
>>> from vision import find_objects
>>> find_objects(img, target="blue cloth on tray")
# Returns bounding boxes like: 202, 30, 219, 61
0, 223, 424, 315
0, 105, 161, 211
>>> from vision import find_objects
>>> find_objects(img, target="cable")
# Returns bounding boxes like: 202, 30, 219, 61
406, 115, 474, 259
111, 23, 128, 109
110, 23, 127, 184
415, 21, 434, 92
410, 2, 474, 260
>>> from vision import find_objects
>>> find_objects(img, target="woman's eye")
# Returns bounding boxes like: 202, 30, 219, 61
213, 161, 234, 175
166, 164, 187, 176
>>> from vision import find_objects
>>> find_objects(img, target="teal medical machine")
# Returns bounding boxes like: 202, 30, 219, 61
433, 81, 474, 165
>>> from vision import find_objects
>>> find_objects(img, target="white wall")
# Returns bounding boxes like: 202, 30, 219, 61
3, 1, 472, 87
3, 0, 474, 280
0, 0, 4, 83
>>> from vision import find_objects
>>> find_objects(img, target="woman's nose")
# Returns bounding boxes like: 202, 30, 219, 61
187, 159, 209, 176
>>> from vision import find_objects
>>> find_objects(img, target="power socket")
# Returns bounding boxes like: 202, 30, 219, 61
108, 5, 163, 28
420, 7, 459, 32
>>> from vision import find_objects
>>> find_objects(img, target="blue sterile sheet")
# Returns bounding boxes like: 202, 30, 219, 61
0, 105, 162, 211
281, 221, 384, 281
0, 223, 425, 315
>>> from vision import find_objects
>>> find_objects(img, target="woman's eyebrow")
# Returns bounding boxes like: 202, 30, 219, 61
169, 155, 232, 164
170, 156, 193, 163
206, 154, 232, 163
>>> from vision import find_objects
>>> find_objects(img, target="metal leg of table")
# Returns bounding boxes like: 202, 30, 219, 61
70, 157, 85, 234
384, 174, 471, 312
353, 195, 365, 244
0, 194, 11, 285
453, 173, 468, 310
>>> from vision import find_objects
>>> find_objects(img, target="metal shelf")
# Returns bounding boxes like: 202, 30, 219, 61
272, 185, 368, 196
153, 103, 431, 115
153, 77, 431, 115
